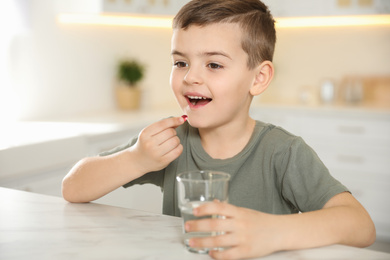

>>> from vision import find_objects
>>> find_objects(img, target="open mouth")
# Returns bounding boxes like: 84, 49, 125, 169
186, 95, 212, 107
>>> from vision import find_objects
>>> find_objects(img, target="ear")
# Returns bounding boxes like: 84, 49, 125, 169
250, 61, 274, 96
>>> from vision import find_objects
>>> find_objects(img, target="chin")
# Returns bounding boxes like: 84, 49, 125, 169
186, 118, 214, 130
183, 108, 220, 129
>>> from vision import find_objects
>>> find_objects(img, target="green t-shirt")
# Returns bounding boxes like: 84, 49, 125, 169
101, 121, 348, 217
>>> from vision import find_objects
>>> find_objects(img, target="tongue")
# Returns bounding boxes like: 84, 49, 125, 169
192, 99, 211, 106
197, 99, 211, 105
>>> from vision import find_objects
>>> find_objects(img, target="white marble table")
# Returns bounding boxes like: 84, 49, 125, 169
1, 187, 389, 260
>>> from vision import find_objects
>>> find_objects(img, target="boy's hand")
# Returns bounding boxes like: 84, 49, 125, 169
131, 116, 185, 174
185, 201, 280, 260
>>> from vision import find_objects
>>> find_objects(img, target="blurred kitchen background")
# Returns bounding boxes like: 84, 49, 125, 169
1, 0, 389, 252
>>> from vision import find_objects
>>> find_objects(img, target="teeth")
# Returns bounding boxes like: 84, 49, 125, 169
187, 95, 208, 100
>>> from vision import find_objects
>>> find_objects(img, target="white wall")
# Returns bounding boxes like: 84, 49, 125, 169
262, 25, 390, 103
4, 0, 390, 120
6, 0, 176, 120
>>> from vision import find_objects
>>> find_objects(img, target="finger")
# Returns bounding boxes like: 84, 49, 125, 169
194, 201, 238, 219
161, 142, 183, 162
185, 217, 235, 233
209, 246, 244, 260
146, 116, 185, 137
158, 135, 182, 157
153, 127, 178, 146
189, 233, 238, 251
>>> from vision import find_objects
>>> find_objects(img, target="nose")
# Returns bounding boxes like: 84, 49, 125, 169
184, 66, 203, 85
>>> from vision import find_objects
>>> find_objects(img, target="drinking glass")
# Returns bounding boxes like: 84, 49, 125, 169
176, 170, 230, 254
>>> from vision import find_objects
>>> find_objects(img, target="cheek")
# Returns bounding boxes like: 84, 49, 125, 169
170, 71, 179, 91
214, 78, 253, 109
234, 74, 255, 95
169, 69, 175, 88
216, 77, 248, 98
170, 71, 184, 100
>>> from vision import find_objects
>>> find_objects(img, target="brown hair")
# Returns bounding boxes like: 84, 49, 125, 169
172, 0, 276, 69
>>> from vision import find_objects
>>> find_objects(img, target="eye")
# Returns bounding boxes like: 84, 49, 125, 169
173, 61, 188, 68
207, 63, 223, 69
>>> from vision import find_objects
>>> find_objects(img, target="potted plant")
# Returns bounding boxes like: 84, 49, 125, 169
116, 59, 145, 110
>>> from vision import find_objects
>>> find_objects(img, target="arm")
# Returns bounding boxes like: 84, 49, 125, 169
185, 192, 376, 260
62, 116, 185, 203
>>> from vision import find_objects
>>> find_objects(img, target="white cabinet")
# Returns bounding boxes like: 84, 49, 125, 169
0, 135, 88, 196
0, 167, 69, 197
251, 105, 390, 241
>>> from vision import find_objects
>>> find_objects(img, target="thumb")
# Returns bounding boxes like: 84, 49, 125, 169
172, 115, 188, 129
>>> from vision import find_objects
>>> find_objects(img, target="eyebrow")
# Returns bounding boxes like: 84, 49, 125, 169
171, 50, 232, 60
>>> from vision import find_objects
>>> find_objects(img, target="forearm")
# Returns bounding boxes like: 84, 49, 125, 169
276, 196, 376, 251
62, 149, 143, 203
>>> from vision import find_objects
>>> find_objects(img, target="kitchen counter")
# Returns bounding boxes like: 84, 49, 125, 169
1, 187, 389, 260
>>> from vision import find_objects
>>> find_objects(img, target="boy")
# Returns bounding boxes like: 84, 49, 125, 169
62, 0, 376, 259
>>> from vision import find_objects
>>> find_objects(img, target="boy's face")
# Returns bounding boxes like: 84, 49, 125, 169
170, 23, 259, 129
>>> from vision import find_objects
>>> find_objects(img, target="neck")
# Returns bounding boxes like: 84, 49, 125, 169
199, 117, 256, 159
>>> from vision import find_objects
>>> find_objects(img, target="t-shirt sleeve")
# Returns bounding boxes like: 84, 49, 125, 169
279, 137, 349, 212
98, 135, 164, 189
98, 136, 137, 157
